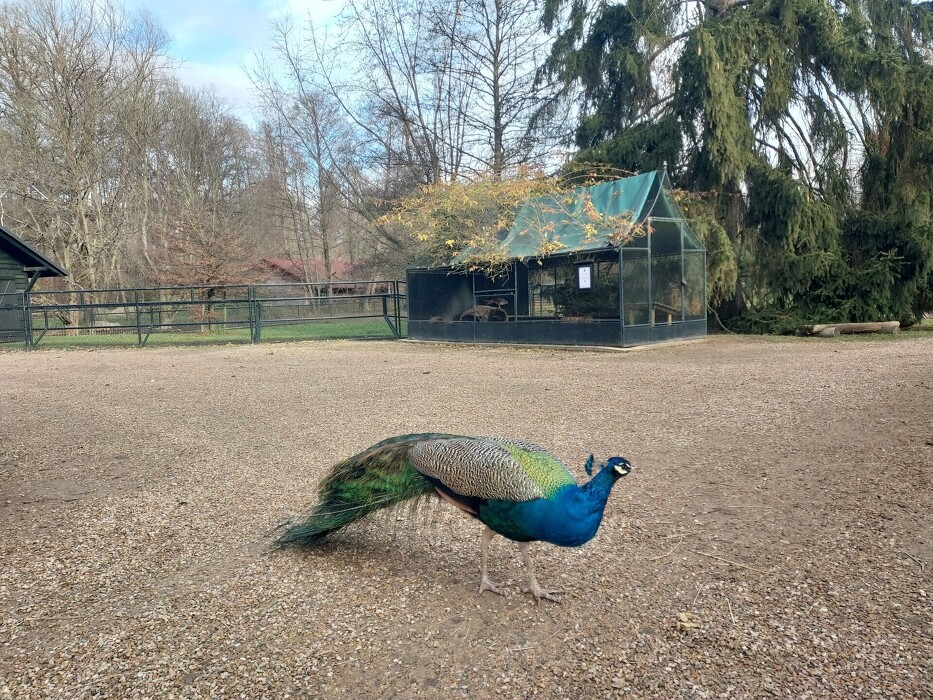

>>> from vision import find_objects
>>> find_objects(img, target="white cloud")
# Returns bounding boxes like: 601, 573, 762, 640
122, 0, 340, 115
176, 60, 255, 105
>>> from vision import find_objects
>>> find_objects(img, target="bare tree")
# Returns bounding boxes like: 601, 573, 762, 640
250, 15, 416, 289
246, 0, 564, 278
145, 85, 263, 289
0, 0, 169, 288
334, 0, 470, 184
429, 0, 556, 177
253, 1, 476, 188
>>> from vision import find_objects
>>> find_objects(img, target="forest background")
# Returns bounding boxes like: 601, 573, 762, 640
0, 0, 930, 331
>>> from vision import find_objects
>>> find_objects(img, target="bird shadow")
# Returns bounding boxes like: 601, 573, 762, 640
273, 516, 476, 581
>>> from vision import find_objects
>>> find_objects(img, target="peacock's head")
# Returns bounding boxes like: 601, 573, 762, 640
584, 454, 633, 477
606, 456, 633, 477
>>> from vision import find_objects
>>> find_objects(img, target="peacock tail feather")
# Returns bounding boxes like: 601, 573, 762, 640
275, 434, 452, 547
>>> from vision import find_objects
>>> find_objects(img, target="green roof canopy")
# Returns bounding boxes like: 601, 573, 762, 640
474, 170, 704, 261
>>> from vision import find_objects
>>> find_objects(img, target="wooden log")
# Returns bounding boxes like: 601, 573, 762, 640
814, 326, 839, 337
797, 321, 900, 336
836, 321, 900, 334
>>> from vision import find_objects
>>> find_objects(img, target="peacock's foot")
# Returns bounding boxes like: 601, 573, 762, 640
478, 576, 505, 596
522, 585, 562, 604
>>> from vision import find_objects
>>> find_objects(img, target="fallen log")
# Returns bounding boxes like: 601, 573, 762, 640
797, 321, 900, 336
813, 326, 839, 337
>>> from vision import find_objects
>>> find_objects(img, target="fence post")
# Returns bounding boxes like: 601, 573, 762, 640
134, 289, 142, 347
22, 291, 33, 350
382, 292, 389, 333
390, 281, 397, 338
247, 286, 254, 343
248, 286, 258, 344
394, 280, 402, 338
389, 281, 397, 338
251, 288, 263, 344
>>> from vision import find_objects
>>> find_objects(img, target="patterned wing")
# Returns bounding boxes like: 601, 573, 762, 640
408, 437, 575, 501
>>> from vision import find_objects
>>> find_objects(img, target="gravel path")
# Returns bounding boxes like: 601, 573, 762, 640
1, 335, 931, 699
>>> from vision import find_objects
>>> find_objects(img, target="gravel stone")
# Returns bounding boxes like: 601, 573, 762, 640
1, 335, 931, 698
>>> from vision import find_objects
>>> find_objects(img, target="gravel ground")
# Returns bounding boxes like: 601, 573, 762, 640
1, 335, 931, 699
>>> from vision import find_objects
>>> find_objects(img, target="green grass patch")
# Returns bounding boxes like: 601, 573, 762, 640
31, 318, 406, 349
259, 318, 405, 342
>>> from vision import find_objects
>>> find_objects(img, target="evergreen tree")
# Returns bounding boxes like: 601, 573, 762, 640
542, 0, 933, 329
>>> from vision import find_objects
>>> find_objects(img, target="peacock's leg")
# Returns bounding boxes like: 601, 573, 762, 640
518, 542, 561, 603
478, 526, 504, 596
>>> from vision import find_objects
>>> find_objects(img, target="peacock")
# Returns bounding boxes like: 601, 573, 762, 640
275, 433, 633, 602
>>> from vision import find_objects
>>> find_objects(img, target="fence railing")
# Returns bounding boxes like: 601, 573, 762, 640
15, 281, 406, 349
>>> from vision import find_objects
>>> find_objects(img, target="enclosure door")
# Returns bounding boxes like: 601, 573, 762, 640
622, 248, 649, 325
648, 219, 684, 325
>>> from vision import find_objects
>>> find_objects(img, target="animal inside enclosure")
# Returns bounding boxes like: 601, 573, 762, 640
1, 335, 931, 698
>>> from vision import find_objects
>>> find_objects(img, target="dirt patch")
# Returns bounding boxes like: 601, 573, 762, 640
1, 335, 931, 698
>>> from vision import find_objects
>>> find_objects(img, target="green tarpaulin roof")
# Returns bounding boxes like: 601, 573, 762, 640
461, 170, 703, 262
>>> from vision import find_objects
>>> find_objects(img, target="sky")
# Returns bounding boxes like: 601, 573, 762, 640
121, 0, 340, 113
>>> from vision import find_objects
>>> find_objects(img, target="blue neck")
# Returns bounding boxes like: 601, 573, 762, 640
576, 464, 619, 512
518, 465, 621, 547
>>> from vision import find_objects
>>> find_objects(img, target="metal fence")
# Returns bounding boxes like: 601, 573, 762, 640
16, 281, 406, 349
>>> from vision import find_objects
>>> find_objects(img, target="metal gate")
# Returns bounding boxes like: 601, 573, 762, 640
21, 281, 407, 349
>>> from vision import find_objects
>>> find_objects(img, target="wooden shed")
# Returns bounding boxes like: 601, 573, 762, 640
0, 226, 68, 343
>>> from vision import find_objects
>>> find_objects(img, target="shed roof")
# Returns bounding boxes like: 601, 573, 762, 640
0, 226, 68, 277
477, 170, 703, 261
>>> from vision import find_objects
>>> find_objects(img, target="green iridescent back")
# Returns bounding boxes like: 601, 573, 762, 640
502, 443, 576, 498
409, 437, 575, 502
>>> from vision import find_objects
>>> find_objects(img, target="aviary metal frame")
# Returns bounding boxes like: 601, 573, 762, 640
407, 217, 706, 348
